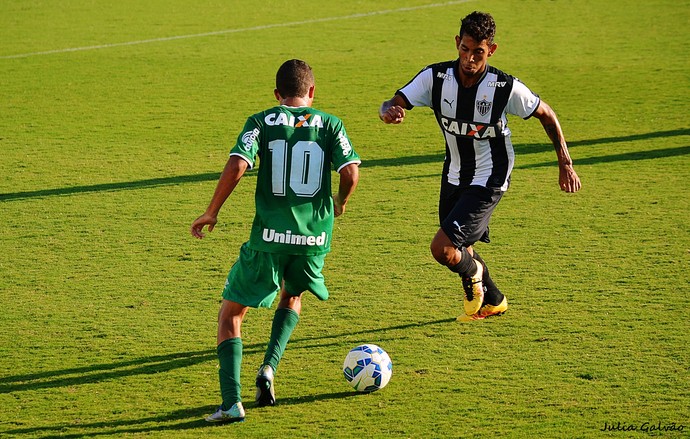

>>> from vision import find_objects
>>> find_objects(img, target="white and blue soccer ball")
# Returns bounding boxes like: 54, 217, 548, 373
343, 344, 392, 392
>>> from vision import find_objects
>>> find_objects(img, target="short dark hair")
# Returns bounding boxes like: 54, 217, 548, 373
459, 11, 496, 44
275, 59, 314, 98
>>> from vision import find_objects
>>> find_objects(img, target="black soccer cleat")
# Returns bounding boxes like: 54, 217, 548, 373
255, 365, 276, 407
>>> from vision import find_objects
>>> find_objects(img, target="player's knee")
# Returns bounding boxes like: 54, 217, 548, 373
430, 228, 461, 265
430, 241, 455, 265
278, 292, 302, 312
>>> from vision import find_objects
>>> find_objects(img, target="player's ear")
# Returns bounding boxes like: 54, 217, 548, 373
274, 88, 281, 101
308, 85, 315, 99
488, 43, 498, 57
455, 34, 461, 49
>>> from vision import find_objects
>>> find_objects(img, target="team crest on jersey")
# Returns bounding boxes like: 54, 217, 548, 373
476, 99, 492, 117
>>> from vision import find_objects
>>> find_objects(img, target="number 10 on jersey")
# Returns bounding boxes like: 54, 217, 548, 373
268, 140, 324, 197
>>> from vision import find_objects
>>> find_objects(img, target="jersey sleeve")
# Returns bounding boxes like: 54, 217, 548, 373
330, 119, 361, 172
506, 78, 541, 119
229, 115, 261, 169
396, 67, 434, 109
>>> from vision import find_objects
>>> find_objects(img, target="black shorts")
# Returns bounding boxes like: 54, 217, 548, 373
439, 184, 503, 248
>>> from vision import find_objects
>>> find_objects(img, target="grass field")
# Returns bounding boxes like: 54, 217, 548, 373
1, 1, 689, 438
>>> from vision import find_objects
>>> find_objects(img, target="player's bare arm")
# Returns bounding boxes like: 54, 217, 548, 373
379, 94, 407, 124
191, 155, 249, 238
533, 100, 582, 193
333, 163, 360, 217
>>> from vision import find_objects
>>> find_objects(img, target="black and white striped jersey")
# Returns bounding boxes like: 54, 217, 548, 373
396, 60, 540, 191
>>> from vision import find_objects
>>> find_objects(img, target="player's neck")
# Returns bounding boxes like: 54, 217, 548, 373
457, 63, 487, 88
279, 96, 312, 107
459, 70, 483, 88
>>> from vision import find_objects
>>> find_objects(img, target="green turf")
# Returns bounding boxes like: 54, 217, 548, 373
1, 1, 689, 437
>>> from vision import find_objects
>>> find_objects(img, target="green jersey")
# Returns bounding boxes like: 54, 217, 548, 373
230, 105, 360, 255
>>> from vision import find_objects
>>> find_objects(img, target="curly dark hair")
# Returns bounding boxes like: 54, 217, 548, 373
459, 11, 496, 44
275, 59, 314, 98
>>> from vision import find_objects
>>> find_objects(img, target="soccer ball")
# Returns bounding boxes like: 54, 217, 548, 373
342, 344, 393, 392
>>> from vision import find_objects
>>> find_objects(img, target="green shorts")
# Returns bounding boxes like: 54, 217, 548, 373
222, 242, 329, 308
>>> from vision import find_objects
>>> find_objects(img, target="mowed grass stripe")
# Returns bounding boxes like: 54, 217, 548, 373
0, 0, 471, 59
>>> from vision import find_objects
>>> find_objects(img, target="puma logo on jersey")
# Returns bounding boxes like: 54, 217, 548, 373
264, 112, 324, 128
440, 117, 500, 139
487, 81, 507, 87
443, 98, 454, 108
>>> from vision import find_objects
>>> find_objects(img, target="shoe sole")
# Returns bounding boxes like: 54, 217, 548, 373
457, 310, 507, 322
205, 417, 245, 424
255, 376, 276, 407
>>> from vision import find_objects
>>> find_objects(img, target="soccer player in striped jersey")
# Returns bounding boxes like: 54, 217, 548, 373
192, 59, 360, 422
379, 11, 581, 321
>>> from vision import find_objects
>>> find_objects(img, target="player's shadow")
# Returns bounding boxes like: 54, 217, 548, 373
0, 405, 214, 438
1, 391, 362, 438
251, 390, 362, 407
0, 349, 222, 393
1, 129, 687, 202
516, 144, 690, 169
0, 171, 225, 202
515, 127, 690, 156
0, 317, 453, 395
0, 318, 452, 437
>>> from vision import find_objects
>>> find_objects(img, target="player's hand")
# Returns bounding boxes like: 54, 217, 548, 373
190, 213, 217, 239
559, 164, 581, 193
379, 105, 406, 124
333, 194, 345, 217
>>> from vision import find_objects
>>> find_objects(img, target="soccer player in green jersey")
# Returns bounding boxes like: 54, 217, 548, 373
191, 59, 361, 423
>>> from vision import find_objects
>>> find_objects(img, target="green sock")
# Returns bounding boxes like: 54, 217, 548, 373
217, 337, 242, 409
263, 308, 300, 372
